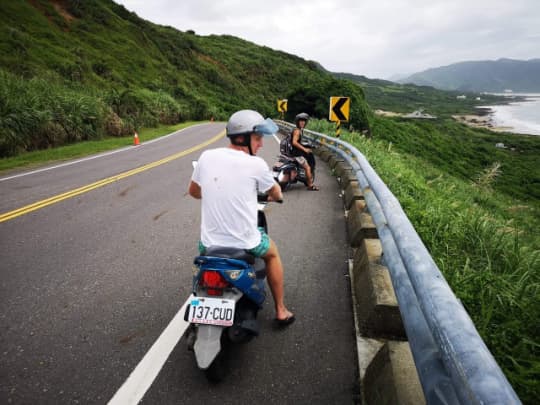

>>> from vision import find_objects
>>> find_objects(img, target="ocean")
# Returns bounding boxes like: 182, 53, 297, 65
483, 94, 540, 136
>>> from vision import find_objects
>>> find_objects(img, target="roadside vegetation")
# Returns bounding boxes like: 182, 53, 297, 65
0, 121, 198, 173
311, 119, 539, 403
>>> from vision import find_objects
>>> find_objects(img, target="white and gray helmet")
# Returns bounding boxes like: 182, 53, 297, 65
226, 110, 278, 138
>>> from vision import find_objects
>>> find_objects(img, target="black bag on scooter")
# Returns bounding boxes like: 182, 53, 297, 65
279, 135, 293, 156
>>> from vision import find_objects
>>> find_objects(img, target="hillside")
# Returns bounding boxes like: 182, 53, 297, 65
0, 0, 372, 156
398, 58, 540, 92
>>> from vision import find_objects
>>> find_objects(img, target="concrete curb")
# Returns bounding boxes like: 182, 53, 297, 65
347, 200, 378, 247
333, 156, 425, 405
344, 181, 364, 210
363, 341, 426, 405
352, 239, 405, 339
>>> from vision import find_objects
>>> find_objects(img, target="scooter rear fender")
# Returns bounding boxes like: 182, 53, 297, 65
194, 324, 223, 369
192, 290, 242, 369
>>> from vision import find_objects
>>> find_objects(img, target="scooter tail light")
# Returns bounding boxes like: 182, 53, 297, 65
199, 270, 230, 296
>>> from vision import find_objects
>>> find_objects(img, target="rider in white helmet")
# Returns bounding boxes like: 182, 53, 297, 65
188, 110, 295, 326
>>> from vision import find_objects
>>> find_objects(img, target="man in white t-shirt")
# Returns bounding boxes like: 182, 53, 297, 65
188, 110, 295, 326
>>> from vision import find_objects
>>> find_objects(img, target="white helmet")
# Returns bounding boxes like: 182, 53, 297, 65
226, 110, 278, 137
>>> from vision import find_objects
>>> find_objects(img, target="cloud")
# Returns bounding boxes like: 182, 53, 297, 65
116, 0, 540, 79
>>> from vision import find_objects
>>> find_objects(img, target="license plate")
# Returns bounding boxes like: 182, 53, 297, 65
188, 297, 235, 326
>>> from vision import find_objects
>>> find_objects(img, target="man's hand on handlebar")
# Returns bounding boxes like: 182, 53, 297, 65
267, 194, 283, 204
267, 183, 284, 203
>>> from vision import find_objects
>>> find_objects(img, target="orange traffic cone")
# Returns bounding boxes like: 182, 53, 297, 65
133, 131, 140, 146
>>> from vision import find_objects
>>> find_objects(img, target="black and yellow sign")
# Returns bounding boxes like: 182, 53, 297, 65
329, 97, 350, 122
277, 99, 288, 113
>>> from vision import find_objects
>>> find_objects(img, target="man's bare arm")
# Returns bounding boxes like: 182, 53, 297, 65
188, 181, 201, 199
267, 183, 283, 202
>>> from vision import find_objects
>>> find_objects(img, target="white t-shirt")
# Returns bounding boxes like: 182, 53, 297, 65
191, 147, 276, 249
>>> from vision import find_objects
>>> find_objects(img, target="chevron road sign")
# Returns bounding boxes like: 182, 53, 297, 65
329, 96, 350, 122
277, 99, 288, 113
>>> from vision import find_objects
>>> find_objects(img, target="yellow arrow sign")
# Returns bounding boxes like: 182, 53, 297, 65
277, 99, 288, 112
329, 97, 350, 122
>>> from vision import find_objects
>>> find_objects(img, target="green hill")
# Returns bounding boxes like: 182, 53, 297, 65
0, 0, 372, 156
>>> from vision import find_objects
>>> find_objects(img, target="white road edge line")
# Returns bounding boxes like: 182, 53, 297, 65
108, 294, 194, 405
0, 123, 208, 182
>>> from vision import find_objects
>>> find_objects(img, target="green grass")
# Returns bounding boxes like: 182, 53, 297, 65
310, 120, 539, 403
0, 121, 200, 173
371, 117, 540, 202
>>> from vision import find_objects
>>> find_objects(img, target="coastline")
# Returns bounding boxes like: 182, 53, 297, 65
375, 93, 540, 135
375, 108, 514, 132
452, 108, 514, 132
484, 93, 540, 135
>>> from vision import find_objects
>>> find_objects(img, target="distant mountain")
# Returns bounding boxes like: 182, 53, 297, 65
398, 58, 540, 92
387, 73, 410, 82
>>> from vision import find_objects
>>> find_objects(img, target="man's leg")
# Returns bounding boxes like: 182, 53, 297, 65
303, 162, 313, 187
263, 239, 294, 321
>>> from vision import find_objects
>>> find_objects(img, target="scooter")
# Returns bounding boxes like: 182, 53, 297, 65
272, 140, 316, 191
185, 194, 277, 382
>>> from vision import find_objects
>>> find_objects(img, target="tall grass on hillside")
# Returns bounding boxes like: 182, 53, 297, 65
0, 69, 107, 156
310, 120, 539, 403
0, 69, 191, 158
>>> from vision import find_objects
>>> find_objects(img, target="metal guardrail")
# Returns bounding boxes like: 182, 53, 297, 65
276, 121, 521, 405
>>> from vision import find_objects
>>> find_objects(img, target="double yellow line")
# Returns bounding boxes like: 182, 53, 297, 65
0, 131, 224, 223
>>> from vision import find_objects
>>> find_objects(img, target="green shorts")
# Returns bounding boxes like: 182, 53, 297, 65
198, 227, 270, 257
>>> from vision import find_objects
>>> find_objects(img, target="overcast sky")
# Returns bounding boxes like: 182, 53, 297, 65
115, 0, 540, 80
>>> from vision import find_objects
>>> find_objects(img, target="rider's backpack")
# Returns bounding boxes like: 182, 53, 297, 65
279, 134, 293, 156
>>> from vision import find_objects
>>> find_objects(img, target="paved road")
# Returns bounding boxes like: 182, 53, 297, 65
0, 123, 358, 404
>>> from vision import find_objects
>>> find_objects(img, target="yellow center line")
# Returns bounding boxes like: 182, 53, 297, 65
0, 130, 225, 223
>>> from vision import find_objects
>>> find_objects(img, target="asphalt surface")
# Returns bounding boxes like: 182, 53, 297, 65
0, 123, 359, 404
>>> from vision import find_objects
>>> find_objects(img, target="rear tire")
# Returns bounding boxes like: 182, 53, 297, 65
204, 350, 226, 383
203, 333, 229, 383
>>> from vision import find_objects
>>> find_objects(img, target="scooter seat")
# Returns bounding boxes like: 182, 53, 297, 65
203, 246, 255, 264
279, 155, 296, 163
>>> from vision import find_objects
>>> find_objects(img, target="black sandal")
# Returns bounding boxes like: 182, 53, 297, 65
274, 315, 296, 328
